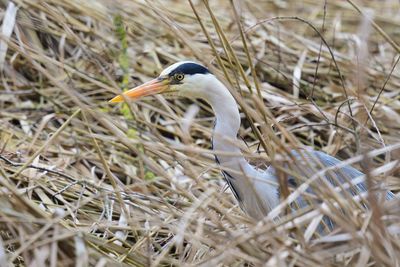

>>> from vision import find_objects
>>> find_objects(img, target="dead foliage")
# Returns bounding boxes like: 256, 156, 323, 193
0, 0, 399, 266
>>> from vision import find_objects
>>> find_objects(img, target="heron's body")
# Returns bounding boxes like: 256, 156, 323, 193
110, 61, 394, 224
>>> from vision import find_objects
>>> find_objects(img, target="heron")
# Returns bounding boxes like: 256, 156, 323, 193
109, 61, 394, 228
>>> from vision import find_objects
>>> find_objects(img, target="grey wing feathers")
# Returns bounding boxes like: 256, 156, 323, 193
268, 149, 366, 197
300, 150, 367, 193
270, 149, 394, 232
266, 150, 394, 224
296, 150, 394, 200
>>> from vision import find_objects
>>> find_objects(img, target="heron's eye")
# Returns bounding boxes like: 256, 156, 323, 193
175, 74, 184, 81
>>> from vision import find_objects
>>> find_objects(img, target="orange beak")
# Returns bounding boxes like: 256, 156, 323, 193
109, 78, 169, 103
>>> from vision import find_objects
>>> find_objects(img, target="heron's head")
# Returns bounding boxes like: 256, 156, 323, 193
109, 61, 215, 103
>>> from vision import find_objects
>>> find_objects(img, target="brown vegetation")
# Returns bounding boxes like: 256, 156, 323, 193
0, 0, 399, 265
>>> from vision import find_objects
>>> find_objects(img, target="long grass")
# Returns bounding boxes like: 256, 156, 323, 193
0, 0, 399, 265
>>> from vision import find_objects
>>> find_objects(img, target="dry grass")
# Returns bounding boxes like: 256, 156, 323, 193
0, 0, 400, 266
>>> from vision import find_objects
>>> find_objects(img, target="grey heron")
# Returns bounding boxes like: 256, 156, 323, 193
109, 61, 394, 228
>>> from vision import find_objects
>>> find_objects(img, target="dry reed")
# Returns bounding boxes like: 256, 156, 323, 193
0, 0, 399, 266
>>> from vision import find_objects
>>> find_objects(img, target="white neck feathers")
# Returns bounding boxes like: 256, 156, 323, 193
200, 75, 279, 218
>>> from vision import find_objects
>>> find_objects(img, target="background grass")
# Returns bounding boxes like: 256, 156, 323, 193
0, 0, 399, 266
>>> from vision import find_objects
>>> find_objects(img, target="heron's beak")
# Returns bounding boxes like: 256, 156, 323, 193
109, 78, 169, 103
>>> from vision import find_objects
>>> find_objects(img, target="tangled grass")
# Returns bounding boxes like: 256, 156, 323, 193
0, 0, 399, 265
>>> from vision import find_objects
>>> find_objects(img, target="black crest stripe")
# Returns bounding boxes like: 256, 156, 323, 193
168, 62, 211, 76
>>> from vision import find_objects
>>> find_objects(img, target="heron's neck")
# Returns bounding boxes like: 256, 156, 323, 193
203, 78, 279, 217
204, 79, 243, 167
